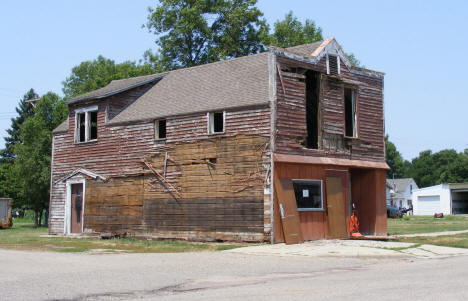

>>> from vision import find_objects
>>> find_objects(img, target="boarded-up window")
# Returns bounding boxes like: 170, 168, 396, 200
292, 180, 323, 210
208, 111, 224, 134
155, 119, 166, 140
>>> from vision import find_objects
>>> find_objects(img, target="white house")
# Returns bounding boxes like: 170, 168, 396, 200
413, 183, 468, 215
386, 178, 418, 209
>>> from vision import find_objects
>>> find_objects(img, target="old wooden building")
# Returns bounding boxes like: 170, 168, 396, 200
50, 38, 388, 243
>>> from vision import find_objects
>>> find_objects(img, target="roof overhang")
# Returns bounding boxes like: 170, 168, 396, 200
273, 153, 390, 170
270, 37, 385, 79
64, 74, 167, 105
54, 168, 107, 185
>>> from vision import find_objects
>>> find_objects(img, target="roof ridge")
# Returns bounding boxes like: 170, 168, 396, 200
165, 52, 268, 75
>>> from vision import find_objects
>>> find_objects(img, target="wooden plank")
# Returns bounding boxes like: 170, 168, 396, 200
274, 178, 303, 244
326, 176, 348, 239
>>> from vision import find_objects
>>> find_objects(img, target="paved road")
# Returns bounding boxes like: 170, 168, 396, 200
1, 248, 468, 301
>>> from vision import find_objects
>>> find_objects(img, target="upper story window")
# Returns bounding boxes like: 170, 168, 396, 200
208, 111, 225, 134
75, 106, 98, 143
327, 54, 340, 75
344, 88, 357, 137
155, 119, 166, 140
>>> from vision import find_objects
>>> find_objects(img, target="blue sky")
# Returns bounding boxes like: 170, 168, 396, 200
0, 0, 466, 160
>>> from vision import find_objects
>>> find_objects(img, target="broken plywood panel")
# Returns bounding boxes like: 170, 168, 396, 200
274, 178, 303, 244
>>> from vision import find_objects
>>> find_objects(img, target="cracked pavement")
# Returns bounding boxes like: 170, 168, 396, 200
1, 242, 468, 301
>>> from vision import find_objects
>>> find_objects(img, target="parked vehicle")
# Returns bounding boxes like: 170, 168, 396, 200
387, 205, 403, 218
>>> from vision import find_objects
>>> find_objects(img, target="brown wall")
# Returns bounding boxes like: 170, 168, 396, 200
351, 168, 387, 235
274, 56, 385, 162
83, 135, 270, 242
50, 82, 271, 236
49, 84, 271, 237
274, 162, 386, 242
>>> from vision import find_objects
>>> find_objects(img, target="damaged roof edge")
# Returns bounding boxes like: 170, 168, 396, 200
270, 42, 385, 78
64, 73, 167, 105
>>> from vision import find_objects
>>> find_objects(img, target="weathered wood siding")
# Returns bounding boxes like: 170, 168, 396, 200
274, 56, 385, 162
83, 135, 270, 242
50, 87, 272, 242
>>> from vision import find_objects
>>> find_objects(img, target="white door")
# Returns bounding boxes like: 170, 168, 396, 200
417, 196, 440, 215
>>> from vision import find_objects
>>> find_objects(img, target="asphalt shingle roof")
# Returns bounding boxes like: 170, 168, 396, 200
52, 119, 69, 133
109, 52, 270, 124
64, 73, 166, 105
283, 41, 323, 57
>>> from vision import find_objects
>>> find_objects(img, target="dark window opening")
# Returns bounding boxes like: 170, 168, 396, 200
344, 88, 356, 137
208, 158, 217, 164
212, 112, 224, 133
157, 119, 166, 139
89, 111, 98, 140
78, 113, 86, 142
305, 70, 320, 149
293, 180, 323, 210
329, 55, 339, 75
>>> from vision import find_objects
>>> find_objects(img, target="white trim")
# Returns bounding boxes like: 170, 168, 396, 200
54, 168, 106, 185
292, 179, 324, 211
207, 111, 226, 134
74, 106, 98, 143
326, 53, 330, 74
268, 50, 277, 243
337, 56, 341, 75
74, 105, 98, 113
64, 179, 85, 235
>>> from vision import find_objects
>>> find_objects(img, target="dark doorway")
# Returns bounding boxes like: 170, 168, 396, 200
305, 70, 320, 149
71, 183, 84, 234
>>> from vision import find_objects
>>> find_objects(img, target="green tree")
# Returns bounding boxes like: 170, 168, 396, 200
145, 0, 270, 69
0, 88, 38, 162
385, 135, 409, 178
408, 149, 462, 187
345, 53, 362, 68
62, 56, 155, 98
269, 11, 323, 48
13, 92, 68, 226
439, 151, 468, 183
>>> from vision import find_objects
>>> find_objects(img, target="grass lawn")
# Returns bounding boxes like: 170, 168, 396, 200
396, 233, 468, 249
387, 215, 468, 235
0, 219, 245, 253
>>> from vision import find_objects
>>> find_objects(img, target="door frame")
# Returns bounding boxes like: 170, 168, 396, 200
325, 169, 349, 238
64, 179, 86, 235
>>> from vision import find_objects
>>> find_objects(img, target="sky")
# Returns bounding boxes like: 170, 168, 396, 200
0, 0, 467, 160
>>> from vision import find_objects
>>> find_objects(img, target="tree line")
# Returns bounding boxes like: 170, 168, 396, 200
385, 136, 468, 188
0, 1, 336, 226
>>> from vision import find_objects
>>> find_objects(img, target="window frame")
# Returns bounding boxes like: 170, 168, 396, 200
74, 105, 98, 144
326, 53, 340, 75
154, 119, 167, 141
207, 111, 226, 134
292, 179, 324, 211
344, 87, 358, 138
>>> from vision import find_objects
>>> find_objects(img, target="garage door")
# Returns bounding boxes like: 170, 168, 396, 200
418, 196, 440, 215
